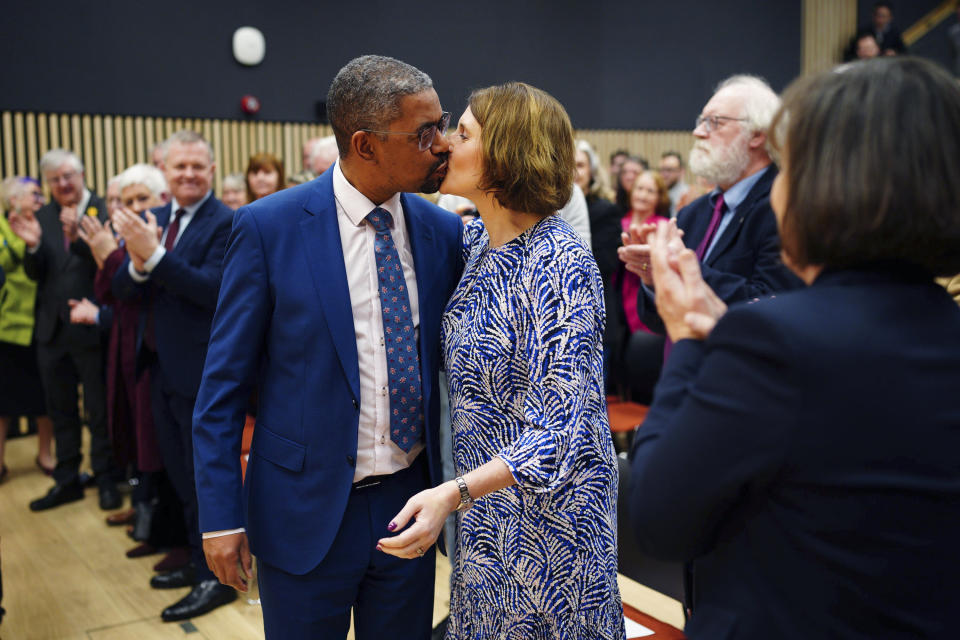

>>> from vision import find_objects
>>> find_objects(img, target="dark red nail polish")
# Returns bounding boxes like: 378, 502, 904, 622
376, 544, 383, 551
387, 522, 397, 531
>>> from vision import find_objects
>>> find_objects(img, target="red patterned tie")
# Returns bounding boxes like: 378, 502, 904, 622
366, 207, 423, 452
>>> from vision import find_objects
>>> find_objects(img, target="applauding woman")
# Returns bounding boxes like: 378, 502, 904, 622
629, 57, 960, 638
379, 83, 624, 639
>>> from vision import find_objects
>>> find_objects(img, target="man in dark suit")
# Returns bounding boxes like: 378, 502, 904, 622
620, 75, 802, 338
12, 149, 118, 511
193, 55, 463, 640
111, 131, 234, 622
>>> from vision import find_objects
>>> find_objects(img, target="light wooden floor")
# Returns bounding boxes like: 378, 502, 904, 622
0, 434, 682, 639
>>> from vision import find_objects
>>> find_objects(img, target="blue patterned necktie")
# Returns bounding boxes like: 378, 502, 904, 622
366, 207, 423, 452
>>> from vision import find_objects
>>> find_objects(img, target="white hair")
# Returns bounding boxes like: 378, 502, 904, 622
115, 163, 167, 198
222, 173, 246, 191
309, 135, 339, 173
714, 75, 780, 158
39, 148, 83, 176
1, 176, 25, 210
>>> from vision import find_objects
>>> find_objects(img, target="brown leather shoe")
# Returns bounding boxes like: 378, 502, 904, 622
106, 508, 136, 526
154, 547, 191, 573
126, 542, 159, 558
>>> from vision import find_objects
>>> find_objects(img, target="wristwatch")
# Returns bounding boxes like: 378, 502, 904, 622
454, 476, 474, 511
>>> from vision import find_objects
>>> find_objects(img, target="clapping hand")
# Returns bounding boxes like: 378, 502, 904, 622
112, 208, 160, 272
59, 205, 79, 244
649, 219, 727, 341
68, 298, 99, 325
8, 209, 42, 249
618, 222, 684, 287
77, 216, 118, 268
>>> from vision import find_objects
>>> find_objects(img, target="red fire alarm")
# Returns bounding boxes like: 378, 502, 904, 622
241, 94, 261, 115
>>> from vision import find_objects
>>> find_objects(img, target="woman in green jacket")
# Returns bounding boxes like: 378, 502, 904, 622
1, 176, 54, 481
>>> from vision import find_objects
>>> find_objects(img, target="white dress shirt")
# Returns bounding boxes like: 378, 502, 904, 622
128, 191, 211, 282
333, 160, 424, 482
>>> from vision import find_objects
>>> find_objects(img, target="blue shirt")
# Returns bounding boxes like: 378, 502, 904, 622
703, 168, 767, 261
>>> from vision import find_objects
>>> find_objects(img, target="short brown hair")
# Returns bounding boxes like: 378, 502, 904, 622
770, 57, 960, 276
469, 82, 574, 216
245, 152, 285, 202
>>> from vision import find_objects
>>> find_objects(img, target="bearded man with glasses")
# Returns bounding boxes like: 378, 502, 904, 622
619, 75, 802, 355
193, 55, 463, 640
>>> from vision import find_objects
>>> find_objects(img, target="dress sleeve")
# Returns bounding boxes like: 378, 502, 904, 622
498, 248, 603, 492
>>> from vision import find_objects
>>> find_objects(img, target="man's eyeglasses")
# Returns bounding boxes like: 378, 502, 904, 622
695, 114, 748, 133
361, 112, 450, 151
47, 171, 78, 185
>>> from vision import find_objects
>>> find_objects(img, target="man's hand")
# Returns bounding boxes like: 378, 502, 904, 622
203, 532, 252, 592
113, 208, 160, 267
59, 205, 79, 244
68, 298, 99, 325
77, 216, 118, 268
8, 210, 42, 249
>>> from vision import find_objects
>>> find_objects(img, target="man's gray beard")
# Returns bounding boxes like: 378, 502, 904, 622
689, 134, 750, 187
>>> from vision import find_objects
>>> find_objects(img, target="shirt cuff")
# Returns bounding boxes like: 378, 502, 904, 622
142, 245, 166, 273
127, 260, 150, 283
202, 527, 246, 539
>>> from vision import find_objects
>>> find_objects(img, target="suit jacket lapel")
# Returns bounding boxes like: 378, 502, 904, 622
706, 165, 777, 266
401, 193, 439, 410
170, 198, 210, 256
300, 172, 361, 404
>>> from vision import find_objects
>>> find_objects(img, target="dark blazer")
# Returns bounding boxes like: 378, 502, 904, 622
192, 170, 464, 575
112, 195, 233, 398
628, 265, 960, 639
24, 194, 108, 346
638, 165, 802, 334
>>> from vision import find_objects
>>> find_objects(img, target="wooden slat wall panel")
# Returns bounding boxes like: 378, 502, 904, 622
0, 111, 698, 200
802, 0, 857, 76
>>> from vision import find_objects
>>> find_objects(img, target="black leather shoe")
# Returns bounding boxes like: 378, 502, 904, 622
29, 481, 84, 511
161, 580, 237, 622
150, 565, 197, 589
98, 481, 122, 510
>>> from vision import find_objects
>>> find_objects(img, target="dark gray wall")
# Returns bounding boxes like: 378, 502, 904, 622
0, 1, 801, 130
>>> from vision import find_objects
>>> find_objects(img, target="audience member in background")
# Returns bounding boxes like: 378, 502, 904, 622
629, 56, 960, 640
854, 31, 881, 59
220, 173, 247, 210
112, 131, 235, 622
105, 175, 123, 219
845, 1, 905, 60
149, 142, 167, 169
245, 153, 285, 202
285, 170, 314, 187
74, 165, 185, 557
575, 140, 623, 384
613, 155, 647, 215
308, 135, 339, 175
7, 149, 119, 511
379, 81, 624, 640
611, 171, 670, 403
658, 151, 689, 217
619, 75, 802, 358
0, 177, 55, 481
675, 174, 714, 211
608, 148, 629, 185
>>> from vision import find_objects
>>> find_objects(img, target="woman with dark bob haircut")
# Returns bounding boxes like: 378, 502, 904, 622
377, 82, 625, 639
628, 57, 960, 639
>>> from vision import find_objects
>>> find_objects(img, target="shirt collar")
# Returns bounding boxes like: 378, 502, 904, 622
333, 160, 402, 228
710, 166, 767, 213
75, 189, 91, 216
169, 190, 212, 218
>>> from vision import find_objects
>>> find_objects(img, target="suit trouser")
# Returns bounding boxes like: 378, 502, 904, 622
150, 371, 213, 581
36, 338, 111, 486
257, 456, 436, 640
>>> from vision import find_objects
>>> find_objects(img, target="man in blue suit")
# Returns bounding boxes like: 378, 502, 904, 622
193, 56, 463, 639
112, 130, 235, 621
620, 75, 802, 337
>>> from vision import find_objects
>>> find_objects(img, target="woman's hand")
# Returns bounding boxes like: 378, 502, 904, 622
8, 210, 42, 249
68, 297, 99, 325
77, 216, 118, 268
377, 481, 460, 559
650, 219, 727, 341
618, 222, 684, 287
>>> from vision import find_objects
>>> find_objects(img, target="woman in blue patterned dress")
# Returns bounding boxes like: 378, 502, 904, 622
378, 82, 625, 639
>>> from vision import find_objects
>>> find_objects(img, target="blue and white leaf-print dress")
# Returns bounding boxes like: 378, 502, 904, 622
442, 215, 625, 640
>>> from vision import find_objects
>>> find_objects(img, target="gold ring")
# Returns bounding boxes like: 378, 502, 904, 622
642, 263, 648, 271
416, 547, 424, 557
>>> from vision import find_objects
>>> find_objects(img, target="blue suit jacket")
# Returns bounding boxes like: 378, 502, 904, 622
112, 196, 233, 398
629, 265, 960, 638
639, 165, 802, 333
192, 169, 464, 575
